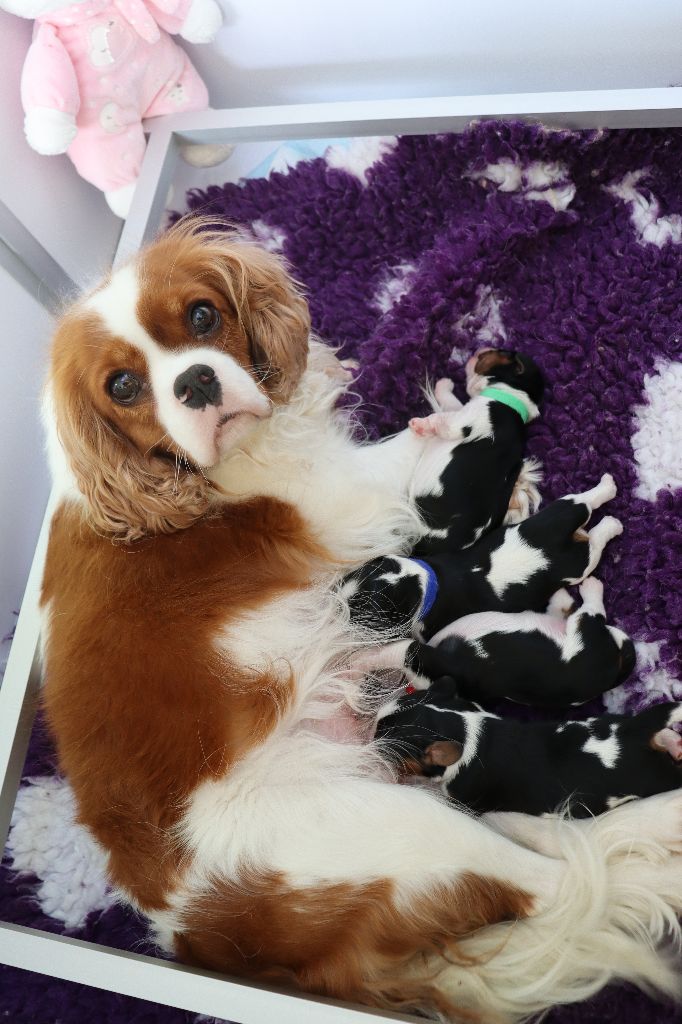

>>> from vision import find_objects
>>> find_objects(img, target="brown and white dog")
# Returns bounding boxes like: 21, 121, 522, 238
40, 220, 682, 1022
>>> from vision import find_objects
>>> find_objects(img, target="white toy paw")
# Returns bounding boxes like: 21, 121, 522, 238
24, 108, 77, 155
105, 182, 137, 219
180, 0, 223, 43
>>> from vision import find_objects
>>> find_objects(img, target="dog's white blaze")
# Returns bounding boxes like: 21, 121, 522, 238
485, 529, 549, 599
582, 725, 621, 769
85, 264, 270, 467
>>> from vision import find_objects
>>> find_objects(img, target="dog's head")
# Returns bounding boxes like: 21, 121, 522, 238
465, 348, 545, 407
47, 220, 310, 541
375, 678, 477, 778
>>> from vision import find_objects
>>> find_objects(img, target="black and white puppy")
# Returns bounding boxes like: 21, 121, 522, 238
409, 348, 544, 556
343, 473, 623, 641
375, 681, 682, 817
352, 577, 635, 708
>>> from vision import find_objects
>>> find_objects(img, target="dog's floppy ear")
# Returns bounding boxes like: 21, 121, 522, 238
55, 388, 211, 543
242, 247, 311, 402
200, 232, 311, 403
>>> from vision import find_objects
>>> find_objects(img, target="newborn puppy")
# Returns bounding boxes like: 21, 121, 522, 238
353, 578, 635, 708
376, 681, 682, 817
410, 348, 544, 556
343, 473, 622, 641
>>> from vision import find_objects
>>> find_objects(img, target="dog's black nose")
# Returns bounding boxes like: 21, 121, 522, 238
173, 364, 222, 410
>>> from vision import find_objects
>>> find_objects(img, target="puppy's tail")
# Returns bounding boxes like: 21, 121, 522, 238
424, 796, 682, 1022
503, 456, 543, 525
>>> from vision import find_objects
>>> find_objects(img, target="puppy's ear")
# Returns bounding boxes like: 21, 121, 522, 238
513, 354, 526, 375
56, 390, 211, 543
423, 740, 463, 767
474, 349, 513, 375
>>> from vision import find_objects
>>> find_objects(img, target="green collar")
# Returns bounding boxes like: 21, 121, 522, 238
480, 387, 531, 424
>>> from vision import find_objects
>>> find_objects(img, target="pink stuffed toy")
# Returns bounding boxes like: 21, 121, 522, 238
2, 0, 222, 216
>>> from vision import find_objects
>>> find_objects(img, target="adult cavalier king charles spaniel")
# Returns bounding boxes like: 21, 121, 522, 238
40, 220, 682, 1022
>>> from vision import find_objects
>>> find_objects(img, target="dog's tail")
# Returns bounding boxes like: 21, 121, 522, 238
424, 795, 682, 1022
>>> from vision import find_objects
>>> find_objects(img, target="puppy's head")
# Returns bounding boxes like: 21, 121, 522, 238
465, 348, 545, 406
375, 678, 474, 778
47, 219, 310, 541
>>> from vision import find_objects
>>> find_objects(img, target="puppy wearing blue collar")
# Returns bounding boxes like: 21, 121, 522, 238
410, 347, 544, 556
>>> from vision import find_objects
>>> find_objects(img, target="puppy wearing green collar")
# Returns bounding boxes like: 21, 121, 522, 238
409, 348, 544, 555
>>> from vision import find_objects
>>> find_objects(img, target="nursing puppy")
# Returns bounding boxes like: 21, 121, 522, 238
352, 578, 635, 708
376, 682, 682, 817
343, 472, 623, 642
410, 348, 544, 555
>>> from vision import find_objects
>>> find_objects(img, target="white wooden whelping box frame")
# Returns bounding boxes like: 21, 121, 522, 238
1, 88, 682, 1023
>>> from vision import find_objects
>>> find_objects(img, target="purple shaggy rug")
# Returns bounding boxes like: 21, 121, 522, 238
2, 122, 682, 1023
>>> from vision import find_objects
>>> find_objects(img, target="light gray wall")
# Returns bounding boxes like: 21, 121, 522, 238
0, 12, 121, 289
0, 266, 51, 663
186, 0, 682, 108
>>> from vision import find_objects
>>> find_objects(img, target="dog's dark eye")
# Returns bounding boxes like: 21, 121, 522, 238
189, 302, 220, 336
108, 371, 142, 405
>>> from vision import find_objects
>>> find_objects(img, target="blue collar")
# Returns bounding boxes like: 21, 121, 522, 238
409, 558, 439, 619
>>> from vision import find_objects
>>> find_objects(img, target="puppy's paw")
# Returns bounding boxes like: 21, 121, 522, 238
434, 378, 462, 411
651, 728, 682, 762
579, 576, 604, 605
597, 515, 623, 540
409, 412, 454, 438
598, 473, 617, 502
547, 588, 574, 618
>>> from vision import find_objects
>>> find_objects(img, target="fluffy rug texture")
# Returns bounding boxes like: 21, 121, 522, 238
2, 122, 682, 1023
